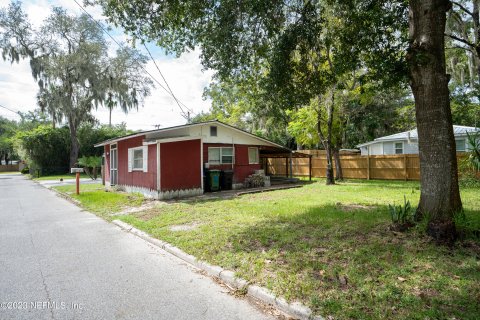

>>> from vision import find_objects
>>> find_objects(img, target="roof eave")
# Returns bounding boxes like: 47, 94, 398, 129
94, 120, 290, 151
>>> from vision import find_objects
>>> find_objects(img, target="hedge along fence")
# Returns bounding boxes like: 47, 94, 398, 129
266, 151, 468, 181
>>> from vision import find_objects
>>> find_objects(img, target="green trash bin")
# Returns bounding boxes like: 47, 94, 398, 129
209, 170, 221, 191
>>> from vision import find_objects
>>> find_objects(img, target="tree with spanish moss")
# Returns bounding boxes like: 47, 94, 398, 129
0, 2, 152, 167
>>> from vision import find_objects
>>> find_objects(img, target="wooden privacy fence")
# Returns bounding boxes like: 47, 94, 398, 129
0, 164, 19, 172
266, 152, 467, 181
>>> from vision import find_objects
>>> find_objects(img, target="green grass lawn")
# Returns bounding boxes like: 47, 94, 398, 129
53, 183, 144, 218
112, 180, 480, 320
0, 171, 19, 174
33, 173, 89, 181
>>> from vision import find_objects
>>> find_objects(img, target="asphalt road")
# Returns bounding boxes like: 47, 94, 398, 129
0, 174, 272, 320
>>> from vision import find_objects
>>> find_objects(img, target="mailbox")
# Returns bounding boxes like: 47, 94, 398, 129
71, 168, 84, 195
71, 168, 84, 174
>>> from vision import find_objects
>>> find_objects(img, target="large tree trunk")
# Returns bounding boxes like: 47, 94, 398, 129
408, 0, 462, 243
68, 118, 80, 169
333, 148, 343, 181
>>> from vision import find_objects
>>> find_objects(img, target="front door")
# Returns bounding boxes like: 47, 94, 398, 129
110, 144, 118, 185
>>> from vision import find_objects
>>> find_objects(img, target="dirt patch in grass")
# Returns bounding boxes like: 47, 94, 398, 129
134, 205, 173, 221
335, 202, 376, 212
112, 200, 164, 216
169, 222, 202, 232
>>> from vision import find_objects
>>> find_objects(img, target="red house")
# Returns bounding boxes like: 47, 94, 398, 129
94, 121, 290, 199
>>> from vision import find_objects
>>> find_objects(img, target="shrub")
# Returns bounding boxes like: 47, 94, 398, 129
14, 125, 70, 174
77, 156, 102, 180
388, 196, 414, 231
465, 131, 480, 171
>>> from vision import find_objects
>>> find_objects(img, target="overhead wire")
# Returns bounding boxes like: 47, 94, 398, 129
71, 0, 194, 121
0, 103, 21, 118
142, 43, 194, 120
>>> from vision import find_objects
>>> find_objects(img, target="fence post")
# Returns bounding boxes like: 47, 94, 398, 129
289, 152, 293, 178
309, 156, 312, 181
403, 154, 408, 181
285, 157, 288, 177
367, 154, 370, 180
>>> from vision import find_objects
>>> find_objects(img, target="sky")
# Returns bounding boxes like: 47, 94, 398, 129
0, 0, 214, 130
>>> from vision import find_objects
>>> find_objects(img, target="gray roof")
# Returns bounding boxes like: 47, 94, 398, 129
357, 125, 479, 147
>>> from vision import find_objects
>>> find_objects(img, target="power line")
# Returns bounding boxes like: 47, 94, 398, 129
143, 43, 193, 119
0, 103, 21, 116
71, 0, 194, 120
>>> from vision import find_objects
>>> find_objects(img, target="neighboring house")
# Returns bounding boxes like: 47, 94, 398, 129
94, 120, 290, 199
357, 125, 479, 156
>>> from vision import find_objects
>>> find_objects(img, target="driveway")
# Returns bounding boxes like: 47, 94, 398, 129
0, 173, 272, 320
35, 177, 99, 188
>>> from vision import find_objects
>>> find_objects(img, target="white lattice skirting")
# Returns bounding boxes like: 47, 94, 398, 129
116, 185, 203, 200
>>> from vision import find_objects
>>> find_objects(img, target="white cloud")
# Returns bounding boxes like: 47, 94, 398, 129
94, 48, 214, 130
0, 59, 38, 120
0, 0, 214, 129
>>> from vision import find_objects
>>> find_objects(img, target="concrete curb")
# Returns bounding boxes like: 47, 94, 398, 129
112, 219, 323, 320
40, 183, 83, 206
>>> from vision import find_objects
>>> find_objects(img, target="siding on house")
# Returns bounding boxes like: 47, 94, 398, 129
383, 142, 394, 155
117, 135, 157, 190
203, 143, 261, 183
404, 142, 419, 154
370, 143, 383, 155
160, 139, 202, 192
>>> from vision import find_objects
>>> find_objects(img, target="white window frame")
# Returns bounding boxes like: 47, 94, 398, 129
210, 126, 218, 137
110, 143, 118, 185
248, 147, 259, 164
394, 142, 403, 154
208, 147, 234, 164
455, 139, 466, 152
128, 146, 148, 172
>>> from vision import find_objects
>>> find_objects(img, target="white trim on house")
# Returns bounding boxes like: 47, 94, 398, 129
455, 138, 466, 152
200, 137, 204, 191
394, 141, 404, 154
111, 185, 203, 200
94, 120, 288, 151
208, 146, 234, 164
156, 142, 160, 191
248, 147, 260, 164
143, 141, 158, 145
109, 143, 118, 185
155, 136, 203, 144
128, 146, 148, 172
